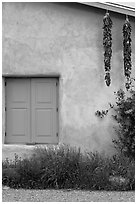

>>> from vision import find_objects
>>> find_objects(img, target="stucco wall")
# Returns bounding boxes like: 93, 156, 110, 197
2, 2, 135, 154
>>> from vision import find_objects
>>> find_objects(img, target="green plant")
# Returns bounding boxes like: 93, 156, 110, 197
112, 87, 135, 159
95, 77, 135, 160
108, 153, 135, 190
2, 145, 135, 191
37, 145, 82, 189
95, 103, 114, 118
2, 155, 21, 188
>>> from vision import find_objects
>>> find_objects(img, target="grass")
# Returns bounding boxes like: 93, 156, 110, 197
2, 144, 135, 191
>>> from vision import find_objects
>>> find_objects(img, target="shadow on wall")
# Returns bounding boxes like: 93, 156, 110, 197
61, 115, 117, 156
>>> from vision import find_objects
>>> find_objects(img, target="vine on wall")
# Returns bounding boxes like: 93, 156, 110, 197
123, 15, 132, 90
95, 103, 114, 118
103, 11, 113, 86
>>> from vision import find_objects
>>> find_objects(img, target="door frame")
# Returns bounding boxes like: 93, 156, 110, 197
3, 76, 60, 145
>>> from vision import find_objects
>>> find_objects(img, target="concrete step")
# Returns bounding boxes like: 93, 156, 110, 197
2, 144, 58, 161
2, 144, 35, 161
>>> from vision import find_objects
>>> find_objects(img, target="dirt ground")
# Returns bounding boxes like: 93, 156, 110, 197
2, 188, 135, 202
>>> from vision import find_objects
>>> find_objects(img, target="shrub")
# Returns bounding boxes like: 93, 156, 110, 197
34, 145, 82, 189
78, 152, 110, 190
2, 145, 135, 191
108, 153, 135, 190
112, 87, 135, 159
2, 155, 21, 188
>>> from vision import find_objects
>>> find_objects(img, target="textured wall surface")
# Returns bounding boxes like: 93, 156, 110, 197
2, 2, 135, 154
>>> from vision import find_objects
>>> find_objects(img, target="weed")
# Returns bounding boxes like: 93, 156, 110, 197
2, 145, 135, 190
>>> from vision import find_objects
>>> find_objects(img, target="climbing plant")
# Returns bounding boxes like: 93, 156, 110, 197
95, 82, 135, 159
96, 12, 134, 159
103, 11, 113, 86
112, 87, 135, 159
123, 15, 132, 90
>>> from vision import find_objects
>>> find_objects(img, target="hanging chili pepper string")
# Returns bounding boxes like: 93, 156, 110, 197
123, 15, 132, 90
103, 11, 113, 86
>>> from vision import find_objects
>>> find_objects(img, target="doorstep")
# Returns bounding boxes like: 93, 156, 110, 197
2, 144, 58, 161
2, 144, 36, 161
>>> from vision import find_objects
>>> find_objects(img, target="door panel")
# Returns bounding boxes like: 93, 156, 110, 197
6, 79, 31, 144
31, 78, 58, 143
11, 109, 27, 136
36, 83, 52, 103
36, 109, 52, 136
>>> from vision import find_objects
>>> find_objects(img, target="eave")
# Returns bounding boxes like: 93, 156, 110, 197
79, 2, 135, 17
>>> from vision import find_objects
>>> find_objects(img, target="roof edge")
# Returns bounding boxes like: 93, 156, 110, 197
79, 2, 135, 17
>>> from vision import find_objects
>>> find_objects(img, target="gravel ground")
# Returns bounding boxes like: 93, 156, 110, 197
2, 188, 135, 202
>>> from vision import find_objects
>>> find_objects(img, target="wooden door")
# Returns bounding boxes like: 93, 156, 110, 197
31, 78, 58, 143
6, 78, 31, 144
5, 78, 58, 144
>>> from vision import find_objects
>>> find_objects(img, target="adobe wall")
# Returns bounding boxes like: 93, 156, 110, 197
2, 2, 135, 154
